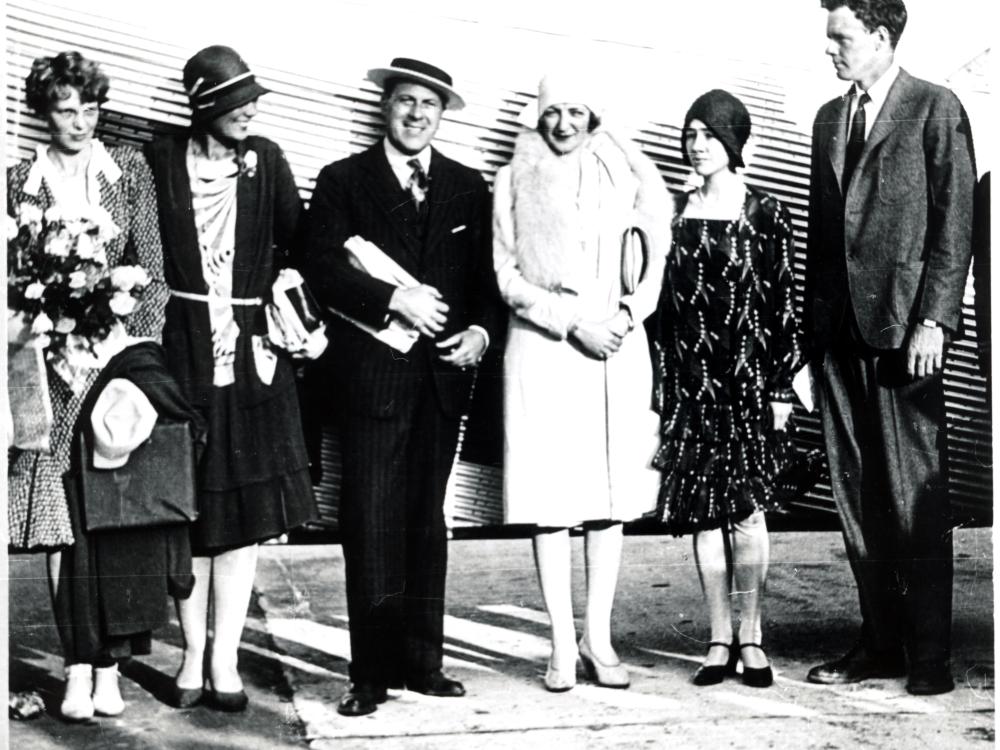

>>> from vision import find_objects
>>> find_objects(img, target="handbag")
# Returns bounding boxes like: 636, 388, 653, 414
78, 421, 198, 531
7, 337, 53, 452
266, 268, 325, 351
621, 226, 649, 295
770, 444, 827, 508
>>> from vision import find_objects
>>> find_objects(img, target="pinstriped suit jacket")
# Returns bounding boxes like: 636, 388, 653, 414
303, 141, 502, 418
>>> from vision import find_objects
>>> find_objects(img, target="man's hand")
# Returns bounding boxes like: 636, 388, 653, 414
570, 319, 624, 360
436, 328, 488, 368
388, 284, 449, 337
770, 401, 794, 431
906, 322, 944, 378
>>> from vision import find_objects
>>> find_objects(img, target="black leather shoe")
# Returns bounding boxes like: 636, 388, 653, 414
739, 643, 774, 688
405, 671, 466, 697
169, 683, 204, 709
337, 684, 388, 717
692, 639, 739, 686
807, 644, 906, 685
907, 663, 954, 695
206, 687, 248, 712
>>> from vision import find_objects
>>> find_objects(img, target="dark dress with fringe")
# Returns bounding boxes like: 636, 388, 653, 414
653, 187, 801, 535
144, 135, 317, 554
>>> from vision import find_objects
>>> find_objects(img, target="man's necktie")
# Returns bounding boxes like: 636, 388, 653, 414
842, 91, 870, 189
406, 158, 428, 206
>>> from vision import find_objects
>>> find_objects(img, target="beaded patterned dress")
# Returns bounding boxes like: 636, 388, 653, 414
653, 187, 801, 535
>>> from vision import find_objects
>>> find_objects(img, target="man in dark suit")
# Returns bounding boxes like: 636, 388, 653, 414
303, 58, 501, 716
804, 0, 975, 696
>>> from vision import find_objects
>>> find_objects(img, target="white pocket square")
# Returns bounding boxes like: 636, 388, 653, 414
451, 224, 467, 234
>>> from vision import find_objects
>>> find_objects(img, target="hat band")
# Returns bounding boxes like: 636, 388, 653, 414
189, 72, 256, 108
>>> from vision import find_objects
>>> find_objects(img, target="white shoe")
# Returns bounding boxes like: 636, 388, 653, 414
61, 664, 95, 721
92, 664, 125, 716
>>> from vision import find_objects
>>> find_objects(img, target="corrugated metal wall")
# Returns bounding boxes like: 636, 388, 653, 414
5, 0, 991, 529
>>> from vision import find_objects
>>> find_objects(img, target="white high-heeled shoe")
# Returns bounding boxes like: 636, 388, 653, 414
544, 648, 578, 692
61, 664, 95, 721
579, 638, 630, 689
92, 664, 125, 716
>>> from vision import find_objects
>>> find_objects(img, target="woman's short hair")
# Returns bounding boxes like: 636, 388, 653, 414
24, 51, 109, 115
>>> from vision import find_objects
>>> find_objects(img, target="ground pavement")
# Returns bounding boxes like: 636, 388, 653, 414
8, 528, 995, 749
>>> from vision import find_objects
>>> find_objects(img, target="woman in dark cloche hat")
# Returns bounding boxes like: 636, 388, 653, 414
144, 45, 324, 712
651, 89, 803, 688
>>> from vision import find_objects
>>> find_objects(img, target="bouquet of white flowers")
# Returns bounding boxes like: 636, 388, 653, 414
7, 202, 151, 449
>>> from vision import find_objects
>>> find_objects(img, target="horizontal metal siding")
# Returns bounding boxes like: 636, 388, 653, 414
6, 0, 991, 530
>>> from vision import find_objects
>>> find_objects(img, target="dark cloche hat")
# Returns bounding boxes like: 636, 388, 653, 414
183, 45, 269, 123
682, 89, 752, 170
366, 57, 465, 110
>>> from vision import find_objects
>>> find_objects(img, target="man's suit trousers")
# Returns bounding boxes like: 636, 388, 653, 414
337, 378, 462, 686
818, 343, 953, 668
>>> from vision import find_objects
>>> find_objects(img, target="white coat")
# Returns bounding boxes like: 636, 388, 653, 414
493, 129, 671, 527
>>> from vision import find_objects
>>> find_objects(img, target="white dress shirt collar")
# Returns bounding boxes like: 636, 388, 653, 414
851, 61, 901, 138
383, 138, 432, 190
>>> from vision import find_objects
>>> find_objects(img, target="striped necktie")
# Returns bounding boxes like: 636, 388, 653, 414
842, 91, 870, 188
406, 157, 428, 206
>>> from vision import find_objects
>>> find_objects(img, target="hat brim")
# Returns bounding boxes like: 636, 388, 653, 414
90, 378, 158, 471
191, 79, 270, 122
367, 67, 465, 110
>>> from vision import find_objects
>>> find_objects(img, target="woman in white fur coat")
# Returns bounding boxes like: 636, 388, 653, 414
492, 72, 671, 692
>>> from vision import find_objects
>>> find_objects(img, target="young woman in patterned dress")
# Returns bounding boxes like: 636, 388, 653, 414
145, 46, 321, 712
652, 90, 802, 688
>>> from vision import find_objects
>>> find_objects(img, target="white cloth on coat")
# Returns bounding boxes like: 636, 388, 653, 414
493, 129, 671, 527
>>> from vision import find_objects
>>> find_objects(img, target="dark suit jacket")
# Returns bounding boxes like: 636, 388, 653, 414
806, 69, 976, 351
58, 342, 206, 661
972, 172, 991, 372
303, 141, 501, 419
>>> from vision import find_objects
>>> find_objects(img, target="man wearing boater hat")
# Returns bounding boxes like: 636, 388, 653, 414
303, 58, 501, 716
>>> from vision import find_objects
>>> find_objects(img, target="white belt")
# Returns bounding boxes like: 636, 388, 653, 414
170, 289, 263, 305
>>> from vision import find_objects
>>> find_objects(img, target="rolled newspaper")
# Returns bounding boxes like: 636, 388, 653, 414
326, 236, 420, 353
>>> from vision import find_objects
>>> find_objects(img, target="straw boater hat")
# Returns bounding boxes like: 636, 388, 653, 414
183, 45, 270, 123
366, 57, 465, 111
90, 378, 157, 470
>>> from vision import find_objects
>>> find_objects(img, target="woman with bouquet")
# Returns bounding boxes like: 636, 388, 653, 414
7, 51, 177, 719
144, 45, 321, 712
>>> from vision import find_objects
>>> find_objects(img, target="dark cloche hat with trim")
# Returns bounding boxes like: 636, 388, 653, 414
183, 45, 269, 123
366, 57, 465, 110
682, 88, 752, 170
